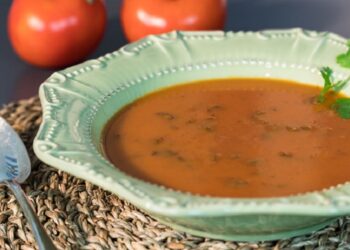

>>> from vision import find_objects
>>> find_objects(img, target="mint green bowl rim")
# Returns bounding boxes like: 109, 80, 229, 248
33, 28, 350, 218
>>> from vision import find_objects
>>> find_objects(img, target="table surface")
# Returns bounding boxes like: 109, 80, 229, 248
1, 0, 350, 106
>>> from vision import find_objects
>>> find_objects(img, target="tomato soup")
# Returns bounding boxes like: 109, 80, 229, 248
103, 78, 350, 198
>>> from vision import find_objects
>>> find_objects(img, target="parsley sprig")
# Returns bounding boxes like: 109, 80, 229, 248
337, 40, 350, 68
334, 98, 350, 119
318, 67, 349, 102
318, 67, 350, 119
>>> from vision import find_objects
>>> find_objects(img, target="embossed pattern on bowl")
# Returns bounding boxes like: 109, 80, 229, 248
34, 29, 350, 241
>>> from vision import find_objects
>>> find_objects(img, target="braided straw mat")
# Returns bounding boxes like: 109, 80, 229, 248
0, 96, 350, 250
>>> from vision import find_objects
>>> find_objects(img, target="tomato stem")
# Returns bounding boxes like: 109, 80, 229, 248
86, 0, 95, 4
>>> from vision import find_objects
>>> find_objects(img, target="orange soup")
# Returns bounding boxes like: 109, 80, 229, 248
103, 78, 350, 198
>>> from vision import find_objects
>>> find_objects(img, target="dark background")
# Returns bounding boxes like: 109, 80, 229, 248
1, 0, 350, 106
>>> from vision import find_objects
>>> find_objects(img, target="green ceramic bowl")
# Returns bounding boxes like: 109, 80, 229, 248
34, 29, 350, 241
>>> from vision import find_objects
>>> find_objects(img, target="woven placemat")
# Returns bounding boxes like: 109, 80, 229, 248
0, 96, 350, 250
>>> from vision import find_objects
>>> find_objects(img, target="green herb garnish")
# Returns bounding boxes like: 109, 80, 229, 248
319, 67, 350, 119
337, 40, 350, 68
318, 67, 349, 103
318, 67, 333, 103
334, 98, 350, 119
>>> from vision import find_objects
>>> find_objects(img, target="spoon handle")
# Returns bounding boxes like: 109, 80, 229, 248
5, 180, 57, 250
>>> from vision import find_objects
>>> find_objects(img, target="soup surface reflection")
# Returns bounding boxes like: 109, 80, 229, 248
104, 78, 350, 198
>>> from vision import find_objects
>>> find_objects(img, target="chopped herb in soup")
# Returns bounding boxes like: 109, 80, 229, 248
103, 78, 350, 198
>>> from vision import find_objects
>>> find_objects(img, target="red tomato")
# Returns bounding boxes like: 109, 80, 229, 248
8, 0, 106, 68
121, 0, 227, 42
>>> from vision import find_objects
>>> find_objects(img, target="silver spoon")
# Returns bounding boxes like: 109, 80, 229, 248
0, 117, 56, 250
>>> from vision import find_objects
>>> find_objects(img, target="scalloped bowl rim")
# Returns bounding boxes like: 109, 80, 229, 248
34, 28, 350, 217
